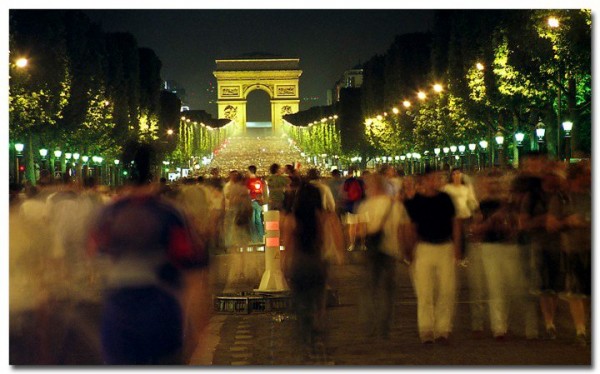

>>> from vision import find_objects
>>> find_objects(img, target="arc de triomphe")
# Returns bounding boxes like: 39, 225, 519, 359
213, 57, 302, 133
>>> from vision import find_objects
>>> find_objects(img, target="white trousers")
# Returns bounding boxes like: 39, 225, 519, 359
412, 241, 456, 339
480, 242, 527, 336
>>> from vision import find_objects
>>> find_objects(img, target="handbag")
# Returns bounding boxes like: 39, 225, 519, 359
364, 199, 393, 253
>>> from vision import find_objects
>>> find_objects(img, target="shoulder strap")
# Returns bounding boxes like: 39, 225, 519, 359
376, 198, 394, 232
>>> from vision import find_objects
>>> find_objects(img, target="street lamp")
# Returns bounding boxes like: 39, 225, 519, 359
515, 132, 525, 167
536, 119, 546, 152
112, 159, 120, 186
468, 143, 477, 171
458, 145, 466, 168
495, 131, 505, 167
53, 150, 63, 175
15, 58, 28, 68
547, 16, 562, 158
413, 153, 421, 174
434, 148, 441, 170
479, 140, 488, 169
562, 121, 573, 163
39, 148, 48, 172
406, 153, 412, 174
449, 146, 457, 167
14, 143, 24, 184
515, 132, 525, 145
442, 147, 450, 169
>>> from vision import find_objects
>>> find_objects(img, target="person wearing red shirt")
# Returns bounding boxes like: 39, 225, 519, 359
246, 165, 265, 244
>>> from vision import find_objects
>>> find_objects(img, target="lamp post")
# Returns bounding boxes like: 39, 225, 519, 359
39, 148, 48, 172
406, 153, 412, 175
562, 121, 573, 163
15, 143, 24, 184
479, 140, 488, 169
82, 155, 89, 180
113, 159, 120, 186
515, 132, 525, 167
495, 131, 505, 168
163, 160, 170, 178
536, 119, 546, 153
442, 147, 450, 169
97, 157, 104, 184
65, 152, 72, 180
449, 145, 457, 167
91, 156, 99, 181
412, 153, 420, 174
548, 16, 562, 159
54, 150, 63, 176
434, 148, 441, 170
458, 145, 466, 168
72, 153, 80, 181
468, 143, 476, 171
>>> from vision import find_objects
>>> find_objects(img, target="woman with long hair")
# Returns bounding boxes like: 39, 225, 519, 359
281, 182, 329, 352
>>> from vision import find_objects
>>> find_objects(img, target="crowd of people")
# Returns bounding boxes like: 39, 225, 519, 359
8, 137, 591, 363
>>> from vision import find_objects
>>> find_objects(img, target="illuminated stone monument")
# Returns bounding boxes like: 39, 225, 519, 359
214, 55, 302, 134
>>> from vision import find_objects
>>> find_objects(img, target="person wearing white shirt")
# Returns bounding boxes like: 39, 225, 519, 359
356, 173, 409, 338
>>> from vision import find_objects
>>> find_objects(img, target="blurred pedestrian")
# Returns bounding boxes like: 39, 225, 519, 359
518, 158, 566, 340
559, 161, 591, 346
281, 182, 330, 352
512, 152, 546, 340
442, 168, 481, 336
325, 169, 345, 218
404, 168, 460, 344
204, 170, 226, 253
265, 163, 290, 211
88, 191, 207, 364
356, 173, 409, 338
282, 163, 301, 214
380, 164, 402, 199
399, 175, 417, 202
342, 166, 366, 251
470, 171, 527, 340
246, 165, 265, 244
223, 170, 253, 283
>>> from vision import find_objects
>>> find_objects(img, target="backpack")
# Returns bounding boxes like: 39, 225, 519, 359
345, 178, 364, 202
247, 177, 265, 204
249, 178, 263, 195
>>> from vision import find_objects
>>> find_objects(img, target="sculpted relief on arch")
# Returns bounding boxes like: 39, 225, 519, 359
223, 105, 238, 120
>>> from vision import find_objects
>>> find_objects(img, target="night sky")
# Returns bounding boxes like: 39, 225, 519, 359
83, 9, 435, 117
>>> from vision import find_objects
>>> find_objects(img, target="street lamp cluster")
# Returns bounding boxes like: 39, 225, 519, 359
11, 141, 123, 186
365, 83, 445, 124
304, 115, 338, 128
